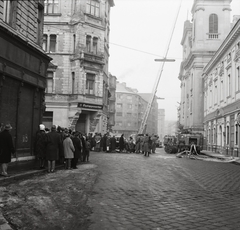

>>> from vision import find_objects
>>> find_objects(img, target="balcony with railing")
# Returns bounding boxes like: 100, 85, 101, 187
207, 33, 219, 39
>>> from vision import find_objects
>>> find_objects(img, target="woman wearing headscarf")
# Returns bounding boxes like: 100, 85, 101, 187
0, 123, 15, 177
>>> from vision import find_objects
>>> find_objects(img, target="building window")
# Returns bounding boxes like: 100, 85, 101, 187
209, 14, 218, 33
73, 34, 76, 53
86, 0, 100, 17
116, 112, 122, 116
72, 72, 75, 94
227, 74, 231, 97
128, 104, 132, 109
49, 35, 57, 52
235, 124, 238, 145
93, 37, 98, 54
37, 4, 44, 45
43, 111, 53, 128
127, 95, 132, 100
86, 35, 91, 52
44, 0, 59, 14
43, 35, 48, 52
214, 83, 217, 104
237, 67, 240, 91
117, 121, 122, 126
86, 73, 95, 95
127, 113, 132, 117
3, 0, 16, 26
227, 126, 230, 145
116, 103, 122, 109
220, 80, 223, 100
46, 72, 54, 93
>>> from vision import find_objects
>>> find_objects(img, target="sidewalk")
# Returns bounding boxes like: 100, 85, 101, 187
0, 158, 63, 182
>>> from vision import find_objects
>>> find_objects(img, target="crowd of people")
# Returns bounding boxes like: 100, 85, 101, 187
34, 124, 92, 173
0, 122, 159, 177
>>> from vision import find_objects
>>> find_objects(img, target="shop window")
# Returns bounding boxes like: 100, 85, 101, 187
86, 0, 100, 17
86, 73, 95, 95
44, 0, 59, 14
42, 111, 53, 129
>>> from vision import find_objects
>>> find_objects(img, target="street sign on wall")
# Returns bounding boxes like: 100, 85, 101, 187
77, 102, 103, 110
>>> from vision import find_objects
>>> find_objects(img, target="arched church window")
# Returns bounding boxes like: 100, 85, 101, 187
209, 14, 218, 33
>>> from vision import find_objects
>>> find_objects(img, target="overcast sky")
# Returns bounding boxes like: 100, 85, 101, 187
108, 0, 240, 121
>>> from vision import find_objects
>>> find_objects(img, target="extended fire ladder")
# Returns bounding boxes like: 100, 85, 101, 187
138, 1, 182, 134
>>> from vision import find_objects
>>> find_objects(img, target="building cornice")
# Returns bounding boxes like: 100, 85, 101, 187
203, 19, 240, 75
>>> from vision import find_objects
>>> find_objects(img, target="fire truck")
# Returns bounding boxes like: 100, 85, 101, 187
164, 133, 203, 154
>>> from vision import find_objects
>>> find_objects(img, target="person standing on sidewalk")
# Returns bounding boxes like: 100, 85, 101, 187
63, 131, 75, 169
34, 124, 47, 169
0, 123, 15, 177
46, 125, 62, 173
71, 131, 82, 169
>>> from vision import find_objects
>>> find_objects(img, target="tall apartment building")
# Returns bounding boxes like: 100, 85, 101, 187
203, 17, 240, 155
178, 0, 232, 134
43, 0, 115, 134
113, 82, 158, 137
0, 0, 51, 157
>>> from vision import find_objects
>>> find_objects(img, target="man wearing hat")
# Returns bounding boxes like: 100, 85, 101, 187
0, 123, 15, 177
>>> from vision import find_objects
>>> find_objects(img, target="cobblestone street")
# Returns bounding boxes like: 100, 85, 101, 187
1, 149, 240, 230
87, 149, 240, 230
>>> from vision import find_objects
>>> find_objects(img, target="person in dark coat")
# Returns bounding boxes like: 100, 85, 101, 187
80, 133, 87, 162
71, 131, 82, 169
34, 124, 47, 169
0, 124, 15, 177
45, 125, 62, 173
110, 135, 116, 152
119, 134, 125, 152
101, 134, 107, 152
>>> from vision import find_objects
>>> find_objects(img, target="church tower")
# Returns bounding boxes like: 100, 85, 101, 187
178, 0, 232, 133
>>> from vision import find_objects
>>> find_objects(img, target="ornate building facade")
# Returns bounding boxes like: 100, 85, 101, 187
203, 17, 240, 155
0, 0, 51, 158
178, 0, 232, 134
43, 0, 115, 134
